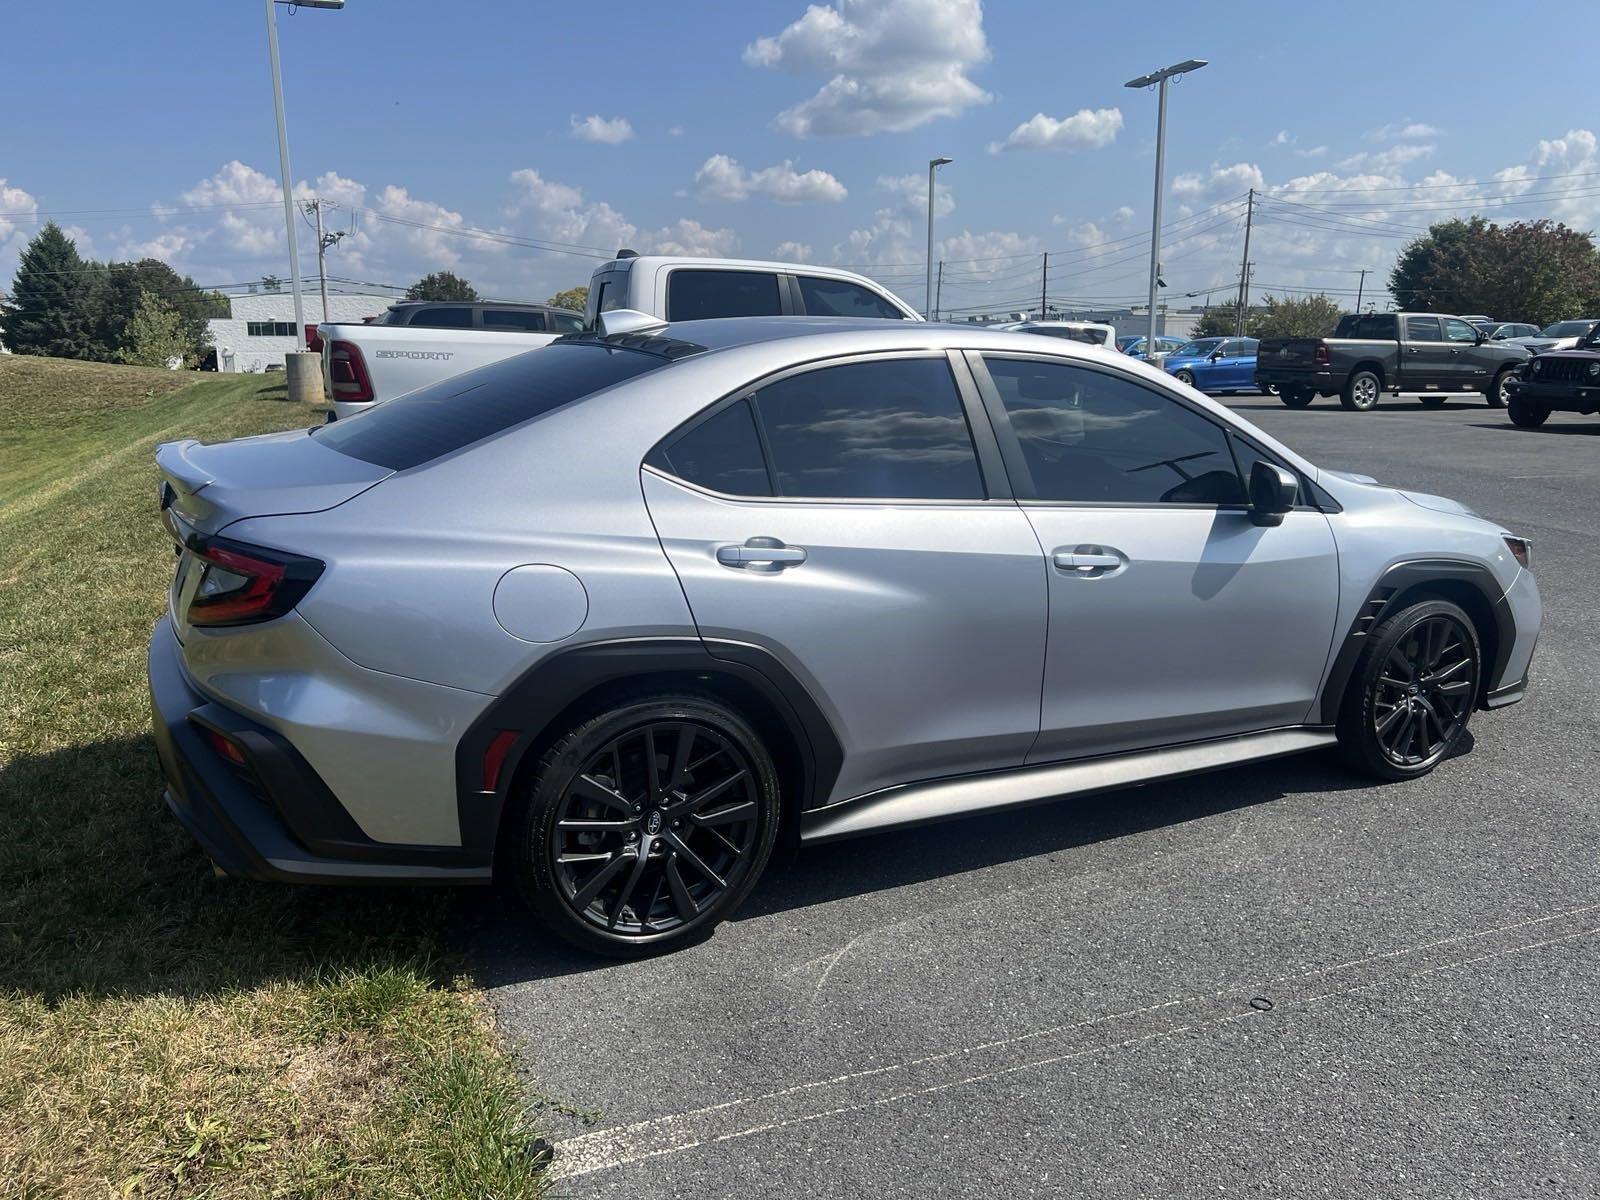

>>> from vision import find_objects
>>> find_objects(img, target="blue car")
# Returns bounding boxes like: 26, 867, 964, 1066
1163, 336, 1261, 394
1115, 334, 1186, 361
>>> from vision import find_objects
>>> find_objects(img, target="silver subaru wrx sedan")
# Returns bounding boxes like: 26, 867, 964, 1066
148, 317, 1540, 955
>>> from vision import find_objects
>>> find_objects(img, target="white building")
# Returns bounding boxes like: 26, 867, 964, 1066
208, 289, 393, 373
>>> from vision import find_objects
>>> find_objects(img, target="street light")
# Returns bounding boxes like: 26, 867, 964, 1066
926, 157, 952, 320
1125, 58, 1206, 362
265, 0, 344, 353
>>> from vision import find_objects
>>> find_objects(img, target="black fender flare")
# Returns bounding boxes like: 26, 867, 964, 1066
453, 637, 844, 859
1316, 558, 1515, 725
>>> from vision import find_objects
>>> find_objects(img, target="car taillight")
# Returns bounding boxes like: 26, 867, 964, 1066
328, 340, 374, 404
186, 536, 325, 627
1312, 342, 1331, 368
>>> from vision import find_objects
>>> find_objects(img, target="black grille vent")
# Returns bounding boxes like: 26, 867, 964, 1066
1533, 356, 1597, 384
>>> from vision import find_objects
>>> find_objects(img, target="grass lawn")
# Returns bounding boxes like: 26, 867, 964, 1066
0, 358, 546, 1198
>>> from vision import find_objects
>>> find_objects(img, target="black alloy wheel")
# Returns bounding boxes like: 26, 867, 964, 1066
1339, 600, 1480, 780
515, 695, 779, 955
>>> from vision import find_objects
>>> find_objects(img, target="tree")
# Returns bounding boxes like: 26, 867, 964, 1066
406, 271, 478, 301
0, 222, 98, 358
117, 291, 189, 368
548, 285, 588, 312
83, 259, 222, 365
1253, 293, 1343, 339
1192, 300, 1250, 339
260, 274, 284, 293
1390, 217, 1600, 327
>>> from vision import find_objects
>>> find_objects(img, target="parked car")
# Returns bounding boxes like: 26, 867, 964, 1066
1475, 322, 1539, 341
1163, 337, 1261, 394
319, 258, 918, 420
1255, 312, 1530, 410
371, 300, 584, 333
993, 319, 1117, 347
149, 316, 1540, 955
1503, 318, 1600, 355
1503, 321, 1600, 427
583, 252, 921, 330
1116, 334, 1186, 360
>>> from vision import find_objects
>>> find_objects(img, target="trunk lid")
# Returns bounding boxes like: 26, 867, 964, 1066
1257, 337, 1325, 368
155, 428, 391, 536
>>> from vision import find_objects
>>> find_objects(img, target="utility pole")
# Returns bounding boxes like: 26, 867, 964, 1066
1235, 187, 1255, 337
925, 157, 952, 319
303, 198, 346, 323
934, 261, 943, 322
1355, 268, 1369, 314
1040, 252, 1048, 318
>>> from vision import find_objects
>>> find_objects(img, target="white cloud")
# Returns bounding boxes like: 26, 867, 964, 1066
988, 107, 1122, 154
1295, 145, 1329, 159
1368, 120, 1442, 141
181, 160, 282, 256
644, 218, 738, 258
744, 0, 991, 136
1172, 161, 1265, 202
570, 114, 635, 145
774, 240, 813, 262
878, 172, 953, 219
508, 167, 637, 253
1338, 143, 1435, 172
1270, 130, 1294, 147
0, 178, 39, 245
694, 155, 847, 204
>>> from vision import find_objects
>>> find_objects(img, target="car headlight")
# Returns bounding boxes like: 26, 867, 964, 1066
1530, 358, 1543, 375
1588, 361, 1600, 378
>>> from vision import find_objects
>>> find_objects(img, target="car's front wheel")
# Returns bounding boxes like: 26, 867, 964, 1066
1487, 367, 1514, 408
1174, 369, 1196, 388
512, 693, 781, 956
1337, 599, 1480, 781
1508, 396, 1551, 428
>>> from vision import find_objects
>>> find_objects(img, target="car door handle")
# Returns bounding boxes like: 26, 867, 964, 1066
1052, 549, 1123, 573
717, 537, 808, 570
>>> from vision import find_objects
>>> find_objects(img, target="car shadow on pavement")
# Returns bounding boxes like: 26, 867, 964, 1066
474, 749, 1380, 984
1470, 422, 1600, 436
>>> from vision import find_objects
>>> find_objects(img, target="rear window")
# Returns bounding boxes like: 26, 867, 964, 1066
667, 270, 783, 321
315, 344, 664, 470
482, 308, 547, 332
407, 306, 474, 329
1334, 314, 1398, 339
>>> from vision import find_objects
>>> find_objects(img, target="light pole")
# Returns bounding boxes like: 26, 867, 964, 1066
926, 157, 952, 320
265, 0, 344, 352
1125, 59, 1206, 361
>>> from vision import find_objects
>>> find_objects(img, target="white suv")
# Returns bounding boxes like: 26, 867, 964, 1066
583, 254, 921, 330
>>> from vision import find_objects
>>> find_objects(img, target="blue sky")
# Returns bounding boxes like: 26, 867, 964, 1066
4, 0, 1599, 315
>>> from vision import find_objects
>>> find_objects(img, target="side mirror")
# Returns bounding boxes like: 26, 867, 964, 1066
1248, 460, 1298, 527
1209, 350, 1224, 361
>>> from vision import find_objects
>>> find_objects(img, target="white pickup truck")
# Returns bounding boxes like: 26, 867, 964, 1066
319, 257, 920, 419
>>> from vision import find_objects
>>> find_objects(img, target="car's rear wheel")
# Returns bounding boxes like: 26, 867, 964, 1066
1419, 395, 1447, 408
1508, 396, 1551, 428
1487, 367, 1514, 408
1280, 387, 1314, 408
1337, 600, 1480, 781
1341, 369, 1381, 411
1175, 369, 1196, 388
512, 694, 780, 956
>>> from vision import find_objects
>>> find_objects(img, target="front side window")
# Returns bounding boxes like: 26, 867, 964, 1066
407, 306, 474, 329
797, 276, 906, 320
549, 311, 583, 334
983, 357, 1244, 506
667, 270, 783, 321
1173, 338, 1223, 358
1442, 318, 1477, 343
751, 358, 985, 500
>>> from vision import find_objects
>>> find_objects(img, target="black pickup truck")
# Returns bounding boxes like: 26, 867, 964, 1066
1255, 312, 1530, 411
1502, 322, 1600, 427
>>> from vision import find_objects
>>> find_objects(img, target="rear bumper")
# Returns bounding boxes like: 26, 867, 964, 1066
1256, 369, 1337, 392
148, 617, 492, 885
1504, 377, 1600, 413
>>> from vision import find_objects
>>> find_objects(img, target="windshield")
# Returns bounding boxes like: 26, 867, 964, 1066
1540, 320, 1598, 337
1172, 338, 1223, 357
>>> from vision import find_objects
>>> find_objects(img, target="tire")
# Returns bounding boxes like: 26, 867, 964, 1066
1508, 396, 1551, 428
1419, 395, 1447, 408
1336, 599, 1480, 781
1265, 383, 1280, 396
1340, 369, 1382, 411
1175, 369, 1196, 388
511, 693, 781, 956
1280, 387, 1314, 408
1487, 367, 1514, 408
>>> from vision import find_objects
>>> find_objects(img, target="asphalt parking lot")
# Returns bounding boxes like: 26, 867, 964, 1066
482, 390, 1599, 1198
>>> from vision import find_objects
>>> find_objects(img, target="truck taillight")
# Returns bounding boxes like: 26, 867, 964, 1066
187, 536, 325, 627
328, 340, 374, 404
1313, 342, 1331, 368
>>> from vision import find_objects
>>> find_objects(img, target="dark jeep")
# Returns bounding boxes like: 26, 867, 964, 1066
1503, 323, 1600, 427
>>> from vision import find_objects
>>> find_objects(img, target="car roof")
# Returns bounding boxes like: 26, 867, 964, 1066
637, 315, 1136, 355
388, 299, 578, 313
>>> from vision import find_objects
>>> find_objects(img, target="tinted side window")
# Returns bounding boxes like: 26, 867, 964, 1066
1228, 433, 1301, 508
653, 399, 772, 497
549, 312, 583, 334
482, 309, 547, 332
752, 358, 984, 500
983, 358, 1244, 505
408, 307, 474, 329
797, 276, 905, 320
668, 270, 783, 321
1335, 314, 1398, 339
1405, 316, 1442, 341
1442, 318, 1476, 343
